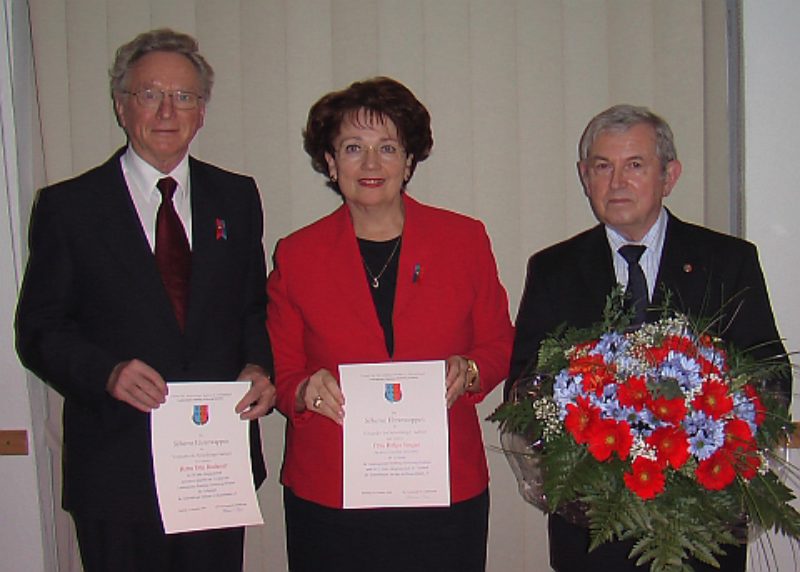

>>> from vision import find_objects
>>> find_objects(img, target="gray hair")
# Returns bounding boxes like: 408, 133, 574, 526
578, 104, 677, 171
109, 28, 214, 101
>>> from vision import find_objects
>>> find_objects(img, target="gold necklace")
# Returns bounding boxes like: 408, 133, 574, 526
362, 237, 401, 289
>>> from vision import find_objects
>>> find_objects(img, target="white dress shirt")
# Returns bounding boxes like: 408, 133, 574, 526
605, 207, 669, 300
120, 147, 193, 251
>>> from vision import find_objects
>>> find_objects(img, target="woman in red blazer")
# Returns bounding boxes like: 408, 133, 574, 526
267, 77, 514, 571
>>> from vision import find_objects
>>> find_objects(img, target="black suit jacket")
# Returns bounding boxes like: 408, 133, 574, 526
506, 211, 789, 571
15, 149, 272, 522
508, 211, 788, 396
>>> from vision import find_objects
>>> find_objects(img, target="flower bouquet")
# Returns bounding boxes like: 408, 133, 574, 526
491, 290, 799, 571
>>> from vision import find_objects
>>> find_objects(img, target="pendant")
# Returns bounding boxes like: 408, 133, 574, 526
371, 277, 380, 289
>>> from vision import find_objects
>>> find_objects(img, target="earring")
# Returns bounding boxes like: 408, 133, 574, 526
330, 174, 338, 183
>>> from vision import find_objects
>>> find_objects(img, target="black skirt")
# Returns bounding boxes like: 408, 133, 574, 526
284, 487, 489, 572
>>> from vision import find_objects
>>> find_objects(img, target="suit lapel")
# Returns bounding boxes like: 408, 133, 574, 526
393, 195, 425, 320
184, 160, 227, 338
313, 205, 385, 345
97, 151, 181, 332
653, 213, 708, 313
576, 225, 618, 314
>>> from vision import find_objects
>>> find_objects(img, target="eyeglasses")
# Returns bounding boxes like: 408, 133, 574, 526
123, 89, 204, 110
335, 141, 406, 163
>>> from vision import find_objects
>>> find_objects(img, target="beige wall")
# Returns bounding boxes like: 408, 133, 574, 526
25, 1, 716, 570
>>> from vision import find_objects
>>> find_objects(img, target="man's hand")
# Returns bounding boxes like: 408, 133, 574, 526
106, 359, 168, 412
236, 363, 276, 420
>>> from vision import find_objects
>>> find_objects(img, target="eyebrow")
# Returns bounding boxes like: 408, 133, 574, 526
589, 154, 647, 163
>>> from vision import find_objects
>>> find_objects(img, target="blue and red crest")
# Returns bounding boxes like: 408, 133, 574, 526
192, 404, 209, 425
384, 383, 402, 403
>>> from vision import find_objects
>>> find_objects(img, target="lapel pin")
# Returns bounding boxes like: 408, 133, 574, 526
412, 263, 421, 283
682, 263, 692, 273
215, 218, 227, 240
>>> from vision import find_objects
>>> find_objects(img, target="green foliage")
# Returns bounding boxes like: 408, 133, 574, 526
490, 289, 800, 571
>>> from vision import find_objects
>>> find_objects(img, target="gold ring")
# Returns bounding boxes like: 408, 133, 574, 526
312, 395, 323, 409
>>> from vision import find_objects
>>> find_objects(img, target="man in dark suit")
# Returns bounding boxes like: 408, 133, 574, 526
507, 104, 789, 572
15, 29, 275, 572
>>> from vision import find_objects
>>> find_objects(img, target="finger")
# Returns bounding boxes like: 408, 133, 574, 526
109, 361, 167, 410
309, 384, 344, 424
239, 384, 277, 420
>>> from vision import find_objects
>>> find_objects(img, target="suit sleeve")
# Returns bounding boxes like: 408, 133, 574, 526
266, 239, 313, 422
722, 242, 791, 400
15, 188, 119, 404
239, 181, 273, 374
506, 252, 559, 400
462, 223, 515, 403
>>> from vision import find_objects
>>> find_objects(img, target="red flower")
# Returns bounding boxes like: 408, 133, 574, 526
723, 419, 760, 480
569, 354, 615, 396
697, 354, 722, 377
663, 335, 697, 355
564, 396, 600, 445
648, 397, 687, 425
645, 335, 696, 366
587, 419, 633, 461
624, 457, 666, 500
647, 426, 690, 469
743, 384, 767, 425
692, 379, 734, 419
618, 376, 651, 411
696, 450, 736, 490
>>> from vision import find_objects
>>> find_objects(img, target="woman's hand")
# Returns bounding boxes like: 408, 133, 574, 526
445, 355, 479, 408
295, 368, 345, 424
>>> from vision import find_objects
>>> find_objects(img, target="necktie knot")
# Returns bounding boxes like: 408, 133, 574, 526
619, 244, 646, 265
157, 177, 178, 201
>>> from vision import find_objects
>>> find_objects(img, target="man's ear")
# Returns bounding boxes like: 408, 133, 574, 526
577, 161, 590, 196
662, 159, 682, 198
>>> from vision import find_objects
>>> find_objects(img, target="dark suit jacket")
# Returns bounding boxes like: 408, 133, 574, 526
506, 211, 789, 571
267, 194, 514, 508
15, 149, 272, 522
508, 211, 788, 396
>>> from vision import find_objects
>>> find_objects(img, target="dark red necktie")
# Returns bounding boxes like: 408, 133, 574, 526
155, 177, 191, 330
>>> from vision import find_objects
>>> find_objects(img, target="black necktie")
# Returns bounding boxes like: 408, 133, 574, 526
155, 177, 191, 330
619, 244, 648, 325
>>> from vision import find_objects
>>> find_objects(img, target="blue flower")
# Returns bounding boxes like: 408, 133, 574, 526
733, 391, 758, 433
591, 332, 629, 363
684, 411, 725, 460
657, 351, 703, 391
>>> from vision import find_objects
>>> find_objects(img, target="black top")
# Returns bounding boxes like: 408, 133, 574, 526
358, 237, 401, 356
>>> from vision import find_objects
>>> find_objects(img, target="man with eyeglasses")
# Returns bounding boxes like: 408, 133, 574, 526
15, 29, 274, 571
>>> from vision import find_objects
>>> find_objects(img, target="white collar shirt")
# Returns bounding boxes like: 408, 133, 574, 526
120, 147, 192, 251
605, 207, 669, 300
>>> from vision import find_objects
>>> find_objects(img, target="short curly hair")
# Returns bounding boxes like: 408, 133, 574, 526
303, 77, 433, 195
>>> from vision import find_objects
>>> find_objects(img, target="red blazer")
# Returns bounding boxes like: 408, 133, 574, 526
267, 194, 514, 508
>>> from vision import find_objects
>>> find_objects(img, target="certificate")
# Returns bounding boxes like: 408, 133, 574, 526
340, 360, 450, 509
150, 381, 264, 533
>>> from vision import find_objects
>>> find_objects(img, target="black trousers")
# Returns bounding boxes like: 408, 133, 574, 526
72, 513, 245, 572
284, 487, 489, 572
549, 513, 747, 572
